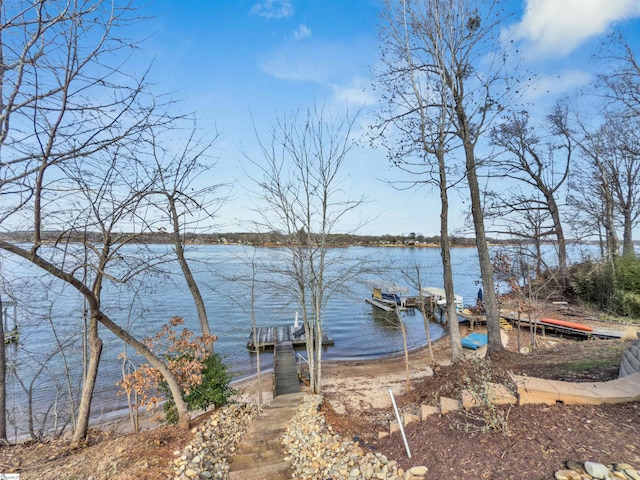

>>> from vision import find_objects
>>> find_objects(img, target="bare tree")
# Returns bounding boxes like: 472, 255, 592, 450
224, 246, 270, 405
142, 124, 227, 348
490, 105, 572, 282
0, 293, 6, 443
377, 0, 464, 361
401, 263, 436, 364
599, 117, 640, 258
564, 108, 623, 260
597, 34, 640, 118
485, 190, 550, 276
0, 1, 192, 441
377, 0, 516, 356
247, 105, 365, 393
593, 35, 640, 257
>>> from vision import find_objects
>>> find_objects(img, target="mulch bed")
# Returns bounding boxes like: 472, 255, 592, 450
375, 402, 639, 479
322, 320, 640, 480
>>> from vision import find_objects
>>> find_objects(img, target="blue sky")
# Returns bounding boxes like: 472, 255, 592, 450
137, 0, 640, 237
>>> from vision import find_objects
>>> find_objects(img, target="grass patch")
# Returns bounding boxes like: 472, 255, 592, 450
565, 358, 618, 372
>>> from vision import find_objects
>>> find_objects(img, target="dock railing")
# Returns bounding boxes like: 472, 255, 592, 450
272, 329, 277, 396
295, 352, 310, 386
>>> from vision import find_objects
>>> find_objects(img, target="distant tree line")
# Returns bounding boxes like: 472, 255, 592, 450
0, 230, 552, 248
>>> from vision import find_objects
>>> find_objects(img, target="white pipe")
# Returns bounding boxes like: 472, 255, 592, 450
388, 387, 411, 458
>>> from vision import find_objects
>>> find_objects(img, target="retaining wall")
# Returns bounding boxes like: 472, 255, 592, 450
619, 332, 640, 378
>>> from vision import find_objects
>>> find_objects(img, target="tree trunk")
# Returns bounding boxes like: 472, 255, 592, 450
0, 295, 6, 443
305, 322, 315, 394
0, 242, 191, 435
418, 296, 435, 363
72, 315, 102, 444
170, 201, 213, 349
94, 311, 190, 430
548, 196, 568, 283
597, 161, 620, 258
438, 153, 463, 362
314, 319, 323, 394
463, 144, 504, 356
396, 310, 410, 393
534, 235, 543, 277
622, 209, 635, 258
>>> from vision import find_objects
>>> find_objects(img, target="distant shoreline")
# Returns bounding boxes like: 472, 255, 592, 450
0, 230, 588, 249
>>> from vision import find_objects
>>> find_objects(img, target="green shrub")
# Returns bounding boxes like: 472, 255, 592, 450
568, 256, 640, 319
621, 292, 640, 319
614, 256, 640, 293
162, 353, 235, 425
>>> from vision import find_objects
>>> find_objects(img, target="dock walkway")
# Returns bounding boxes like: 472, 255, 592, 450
274, 341, 301, 396
228, 339, 303, 479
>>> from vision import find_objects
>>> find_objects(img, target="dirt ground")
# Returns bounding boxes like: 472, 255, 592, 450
1, 303, 639, 480
320, 309, 640, 480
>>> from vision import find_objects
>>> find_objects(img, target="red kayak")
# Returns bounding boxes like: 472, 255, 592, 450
540, 317, 593, 332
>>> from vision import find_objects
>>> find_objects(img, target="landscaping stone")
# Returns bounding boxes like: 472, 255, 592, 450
585, 461, 612, 479
555, 470, 582, 480
282, 395, 428, 480
420, 404, 440, 419
439, 396, 462, 413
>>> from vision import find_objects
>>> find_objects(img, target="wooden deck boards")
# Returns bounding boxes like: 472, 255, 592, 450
274, 341, 300, 396
460, 311, 624, 339
247, 325, 335, 349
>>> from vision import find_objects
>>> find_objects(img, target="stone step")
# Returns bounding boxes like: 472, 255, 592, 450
421, 404, 440, 419
439, 396, 462, 414
404, 413, 420, 426
228, 460, 291, 480
229, 448, 287, 466
460, 382, 518, 409
228, 393, 303, 479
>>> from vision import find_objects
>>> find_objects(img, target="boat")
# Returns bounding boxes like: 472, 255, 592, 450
4, 328, 19, 345
365, 284, 409, 312
420, 286, 463, 312
461, 332, 487, 350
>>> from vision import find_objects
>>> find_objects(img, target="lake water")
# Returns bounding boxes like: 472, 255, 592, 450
0, 243, 548, 437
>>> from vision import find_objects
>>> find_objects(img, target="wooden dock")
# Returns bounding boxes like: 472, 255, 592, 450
247, 325, 334, 350
459, 310, 623, 339
273, 341, 301, 396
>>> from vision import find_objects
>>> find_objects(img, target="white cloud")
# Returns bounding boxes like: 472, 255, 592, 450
259, 47, 327, 82
293, 24, 311, 40
523, 69, 592, 101
509, 0, 640, 57
330, 81, 377, 109
250, 0, 294, 19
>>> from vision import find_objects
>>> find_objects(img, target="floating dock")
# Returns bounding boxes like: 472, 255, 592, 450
247, 325, 334, 350
421, 287, 463, 312
460, 310, 624, 339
